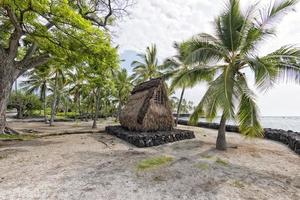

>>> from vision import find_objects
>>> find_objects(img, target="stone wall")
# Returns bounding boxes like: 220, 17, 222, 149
177, 119, 300, 155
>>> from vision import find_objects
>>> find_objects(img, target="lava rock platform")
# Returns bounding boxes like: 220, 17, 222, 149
105, 126, 195, 147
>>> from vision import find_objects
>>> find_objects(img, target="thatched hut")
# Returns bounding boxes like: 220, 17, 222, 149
120, 78, 174, 132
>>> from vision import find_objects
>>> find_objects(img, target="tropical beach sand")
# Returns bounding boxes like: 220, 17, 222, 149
0, 121, 299, 200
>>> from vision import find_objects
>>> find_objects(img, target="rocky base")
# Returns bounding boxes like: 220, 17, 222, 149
177, 119, 300, 155
105, 126, 195, 148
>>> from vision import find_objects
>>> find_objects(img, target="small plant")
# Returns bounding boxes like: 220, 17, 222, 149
215, 157, 229, 166
137, 156, 173, 170
195, 163, 209, 170
232, 180, 245, 188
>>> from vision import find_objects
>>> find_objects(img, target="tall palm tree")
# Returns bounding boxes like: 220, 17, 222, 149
131, 44, 162, 84
176, 0, 300, 150
114, 68, 133, 120
21, 66, 51, 123
163, 41, 214, 126
49, 65, 66, 126
67, 66, 85, 120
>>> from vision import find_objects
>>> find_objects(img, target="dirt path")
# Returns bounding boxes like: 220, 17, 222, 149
0, 122, 299, 200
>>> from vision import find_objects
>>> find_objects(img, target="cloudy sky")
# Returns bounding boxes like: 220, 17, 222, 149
114, 0, 300, 116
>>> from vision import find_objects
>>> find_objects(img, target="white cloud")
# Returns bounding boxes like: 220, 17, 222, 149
114, 0, 300, 116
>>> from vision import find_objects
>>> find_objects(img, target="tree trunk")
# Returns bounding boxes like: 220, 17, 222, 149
117, 101, 122, 121
92, 88, 100, 129
17, 106, 23, 119
49, 72, 58, 126
216, 113, 227, 150
175, 87, 185, 127
43, 94, 48, 124
0, 60, 16, 134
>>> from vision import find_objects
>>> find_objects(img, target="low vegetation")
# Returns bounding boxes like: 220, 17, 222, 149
0, 134, 37, 141
195, 163, 210, 170
215, 158, 229, 166
137, 156, 174, 170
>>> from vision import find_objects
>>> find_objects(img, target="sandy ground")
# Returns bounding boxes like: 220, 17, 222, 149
0, 120, 299, 200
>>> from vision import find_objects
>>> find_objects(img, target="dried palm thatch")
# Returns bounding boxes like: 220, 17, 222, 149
120, 78, 174, 131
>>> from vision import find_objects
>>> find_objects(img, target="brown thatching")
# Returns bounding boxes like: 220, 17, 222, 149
120, 78, 174, 132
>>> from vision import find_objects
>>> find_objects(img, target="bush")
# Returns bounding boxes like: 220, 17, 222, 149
8, 92, 42, 118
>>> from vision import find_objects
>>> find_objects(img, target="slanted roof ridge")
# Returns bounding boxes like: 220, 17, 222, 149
131, 77, 163, 94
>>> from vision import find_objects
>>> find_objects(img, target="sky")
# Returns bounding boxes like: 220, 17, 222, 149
114, 0, 300, 116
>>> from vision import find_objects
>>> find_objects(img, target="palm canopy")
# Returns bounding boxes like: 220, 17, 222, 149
21, 66, 51, 100
163, 41, 215, 91
131, 44, 162, 84
177, 0, 300, 137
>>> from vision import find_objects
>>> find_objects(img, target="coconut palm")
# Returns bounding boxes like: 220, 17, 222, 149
176, 0, 300, 150
163, 41, 214, 126
131, 44, 162, 84
67, 66, 86, 120
49, 65, 66, 126
21, 66, 51, 123
114, 68, 133, 120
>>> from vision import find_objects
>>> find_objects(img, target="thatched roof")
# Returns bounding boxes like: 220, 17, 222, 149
131, 78, 162, 94
120, 78, 174, 131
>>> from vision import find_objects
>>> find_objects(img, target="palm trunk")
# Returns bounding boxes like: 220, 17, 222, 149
92, 88, 100, 129
216, 113, 227, 150
43, 93, 48, 123
49, 72, 58, 126
64, 101, 68, 118
175, 87, 185, 126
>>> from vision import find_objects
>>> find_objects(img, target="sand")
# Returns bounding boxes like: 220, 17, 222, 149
0, 120, 299, 200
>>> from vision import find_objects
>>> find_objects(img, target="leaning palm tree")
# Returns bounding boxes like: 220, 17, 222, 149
163, 41, 214, 126
21, 66, 51, 123
131, 44, 162, 84
177, 0, 300, 150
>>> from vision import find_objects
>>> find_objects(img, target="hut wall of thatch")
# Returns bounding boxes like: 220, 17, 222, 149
119, 78, 174, 132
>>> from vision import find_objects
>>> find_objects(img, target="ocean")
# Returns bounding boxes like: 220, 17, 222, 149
180, 116, 300, 132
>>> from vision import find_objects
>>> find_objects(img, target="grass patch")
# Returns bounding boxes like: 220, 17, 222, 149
215, 157, 229, 166
0, 155, 7, 160
232, 180, 245, 188
200, 154, 214, 159
137, 156, 173, 170
0, 134, 38, 141
195, 163, 210, 170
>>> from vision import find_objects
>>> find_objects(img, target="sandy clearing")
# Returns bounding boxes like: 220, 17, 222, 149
0, 121, 299, 200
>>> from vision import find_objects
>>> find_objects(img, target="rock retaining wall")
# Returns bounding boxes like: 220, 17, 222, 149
177, 119, 300, 155
106, 125, 195, 147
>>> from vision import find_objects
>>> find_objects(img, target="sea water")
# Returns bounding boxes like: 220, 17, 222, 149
180, 116, 300, 132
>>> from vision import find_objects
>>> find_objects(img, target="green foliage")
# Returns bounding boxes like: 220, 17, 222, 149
131, 44, 162, 84
8, 92, 42, 117
170, 96, 195, 113
137, 156, 174, 170
179, 0, 300, 137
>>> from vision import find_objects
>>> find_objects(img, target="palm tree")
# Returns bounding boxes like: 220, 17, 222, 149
163, 42, 214, 126
49, 65, 66, 126
176, 0, 300, 150
21, 66, 51, 123
131, 44, 162, 84
114, 68, 133, 120
67, 66, 85, 120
